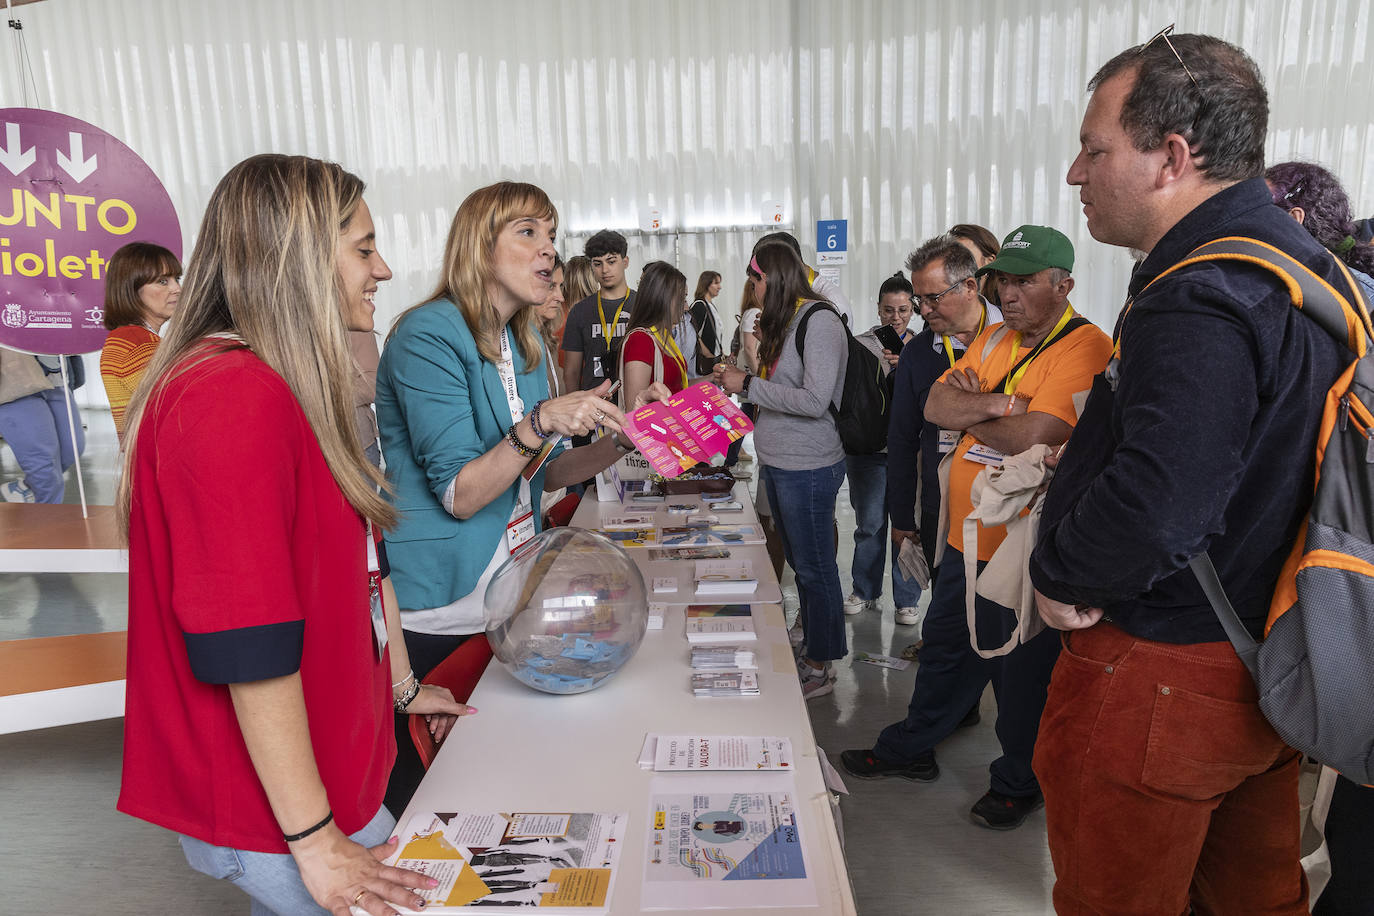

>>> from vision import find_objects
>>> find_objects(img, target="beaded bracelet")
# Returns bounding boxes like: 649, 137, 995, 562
529, 400, 549, 439
506, 424, 540, 459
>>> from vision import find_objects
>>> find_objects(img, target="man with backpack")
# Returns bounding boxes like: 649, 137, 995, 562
1029, 32, 1351, 914
841, 226, 1111, 831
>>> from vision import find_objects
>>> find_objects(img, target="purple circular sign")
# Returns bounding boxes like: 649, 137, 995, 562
0, 108, 181, 355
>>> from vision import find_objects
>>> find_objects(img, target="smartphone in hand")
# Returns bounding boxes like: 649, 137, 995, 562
875, 324, 905, 354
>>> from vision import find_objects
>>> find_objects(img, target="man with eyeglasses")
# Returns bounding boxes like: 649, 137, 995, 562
841, 225, 1110, 832
887, 234, 1002, 601
1029, 31, 1349, 914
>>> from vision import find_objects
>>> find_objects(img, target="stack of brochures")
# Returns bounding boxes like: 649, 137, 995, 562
694, 559, 758, 596
690, 645, 757, 669
690, 670, 760, 697
684, 604, 756, 643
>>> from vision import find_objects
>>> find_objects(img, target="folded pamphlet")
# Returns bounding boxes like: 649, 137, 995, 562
624, 382, 754, 478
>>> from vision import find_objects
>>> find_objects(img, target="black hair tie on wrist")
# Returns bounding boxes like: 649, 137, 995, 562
283, 811, 333, 843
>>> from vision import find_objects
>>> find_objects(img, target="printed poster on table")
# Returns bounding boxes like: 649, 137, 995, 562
625, 381, 753, 477
641, 775, 816, 909
386, 811, 628, 913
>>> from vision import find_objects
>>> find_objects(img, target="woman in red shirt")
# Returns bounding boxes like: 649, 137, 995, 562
617, 260, 690, 407
116, 154, 467, 916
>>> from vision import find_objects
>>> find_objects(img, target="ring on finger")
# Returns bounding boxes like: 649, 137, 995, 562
352, 889, 366, 905
593, 409, 606, 422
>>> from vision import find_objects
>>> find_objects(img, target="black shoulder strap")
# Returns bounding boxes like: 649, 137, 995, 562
792, 301, 844, 416
984, 315, 1090, 395
793, 302, 841, 360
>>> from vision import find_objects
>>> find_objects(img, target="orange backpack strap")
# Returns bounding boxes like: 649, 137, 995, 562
1142, 236, 1372, 356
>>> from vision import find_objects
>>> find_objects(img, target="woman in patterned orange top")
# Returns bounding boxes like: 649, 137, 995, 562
100, 242, 181, 442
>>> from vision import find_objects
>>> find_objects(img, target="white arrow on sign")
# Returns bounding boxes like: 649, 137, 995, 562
0, 123, 36, 176
56, 131, 97, 182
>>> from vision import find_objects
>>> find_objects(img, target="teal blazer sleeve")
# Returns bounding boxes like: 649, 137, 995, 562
376, 300, 551, 612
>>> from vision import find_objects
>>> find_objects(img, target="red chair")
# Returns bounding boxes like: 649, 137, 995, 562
408, 634, 494, 770
542, 490, 582, 529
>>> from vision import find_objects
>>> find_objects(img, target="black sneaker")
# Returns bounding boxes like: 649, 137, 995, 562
838, 748, 938, 782
969, 789, 1044, 830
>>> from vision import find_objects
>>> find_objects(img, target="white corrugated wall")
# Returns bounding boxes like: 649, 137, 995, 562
1, 0, 1369, 403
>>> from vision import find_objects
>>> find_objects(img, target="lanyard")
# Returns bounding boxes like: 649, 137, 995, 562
1112, 299, 1134, 361
497, 326, 525, 423
597, 289, 630, 347
942, 304, 989, 369
1002, 304, 1076, 395
648, 325, 689, 379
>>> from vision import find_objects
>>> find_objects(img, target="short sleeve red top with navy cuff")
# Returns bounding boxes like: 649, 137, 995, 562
117, 343, 395, 854
622, 327, 687, 393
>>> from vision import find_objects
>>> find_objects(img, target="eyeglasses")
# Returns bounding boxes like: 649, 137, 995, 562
1140, 23, 1198, 88
909, 278, 968, 310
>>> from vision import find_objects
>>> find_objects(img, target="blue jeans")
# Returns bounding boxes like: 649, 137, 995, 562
845, 453, 922, 608
180, 806, 396, 916
874, 548, 1061, 797
0, 387, 85, 503
763, 459, 847, 662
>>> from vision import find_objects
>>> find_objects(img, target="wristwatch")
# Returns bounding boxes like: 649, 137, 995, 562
741, 372, 754, 399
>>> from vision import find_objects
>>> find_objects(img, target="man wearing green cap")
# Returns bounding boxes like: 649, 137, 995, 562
841, 224, 1111, 830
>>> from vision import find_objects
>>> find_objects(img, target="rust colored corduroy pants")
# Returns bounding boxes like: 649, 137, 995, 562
1034, 623, 1310, 916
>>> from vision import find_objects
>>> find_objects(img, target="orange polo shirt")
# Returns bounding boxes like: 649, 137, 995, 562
942, 318, 1112, 561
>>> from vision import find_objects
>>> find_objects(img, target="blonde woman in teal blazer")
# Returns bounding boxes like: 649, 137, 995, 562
376, 182, 666, 812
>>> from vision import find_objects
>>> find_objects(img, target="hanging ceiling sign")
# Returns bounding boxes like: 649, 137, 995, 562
0, 108, 181, 355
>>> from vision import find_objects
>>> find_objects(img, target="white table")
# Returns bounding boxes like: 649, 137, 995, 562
0, 504, 129, 733
401, 484, 856, 914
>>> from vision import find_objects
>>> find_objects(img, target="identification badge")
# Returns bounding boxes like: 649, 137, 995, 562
937, 429, 960, 454
506, 509, 536, 554
592, 356, 604, 378
963, 442, 1006, 467
366, 529, 387, 657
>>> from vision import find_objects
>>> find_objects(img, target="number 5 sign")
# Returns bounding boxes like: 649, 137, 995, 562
815, 219, 847, 265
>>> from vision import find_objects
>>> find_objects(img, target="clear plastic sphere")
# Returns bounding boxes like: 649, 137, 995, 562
483, 527, 649, 695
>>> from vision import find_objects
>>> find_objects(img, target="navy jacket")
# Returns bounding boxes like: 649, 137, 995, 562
1030, 178, 1350, 643
886, 327, 957, 533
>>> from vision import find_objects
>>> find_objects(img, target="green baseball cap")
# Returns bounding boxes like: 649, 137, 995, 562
974, 225, 1074, 277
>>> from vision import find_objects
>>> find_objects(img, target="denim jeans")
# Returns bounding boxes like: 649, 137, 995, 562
763, 459, 847, 662
180, 806, 396, 916
874, 547, 1061, 797
845, 452, 922, 608
0, 387, 86, 503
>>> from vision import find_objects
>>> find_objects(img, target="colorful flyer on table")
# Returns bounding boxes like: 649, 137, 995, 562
387, 811, 628, 912
625, 381, 754, 478
641, 775, 816, 909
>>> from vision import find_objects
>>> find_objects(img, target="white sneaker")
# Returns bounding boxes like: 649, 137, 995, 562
895, 607, 922, 626
2, 480, 35, 503
843, 594, 873, 616
798, 660, 836, 700
787, 620, 805, 647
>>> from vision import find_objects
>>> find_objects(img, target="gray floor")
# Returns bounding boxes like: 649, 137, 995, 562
0, 414, 1055, 914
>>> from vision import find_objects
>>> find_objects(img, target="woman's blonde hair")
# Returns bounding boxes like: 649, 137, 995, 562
117, 154, 394, 535
561, 255, 597, 306
403, 181, 557, 367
